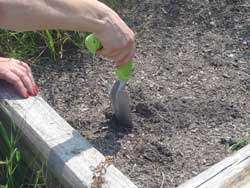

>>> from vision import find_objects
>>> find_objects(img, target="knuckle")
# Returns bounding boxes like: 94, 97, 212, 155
130, 32, 135, 41
20, 61, 31, 72
129, 31, 135, 41
9, 58, 15, 62
13, 77, 22, 85
128, 39, 134, 47
130, 38, 134, 45
126, 36, 135, 47
23, 62, 31, 71
13, 59, 21, 65
1, 70, 10, 79
20, 73, 28, 80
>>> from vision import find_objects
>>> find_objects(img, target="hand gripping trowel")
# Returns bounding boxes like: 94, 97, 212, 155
85, 34, 133, 126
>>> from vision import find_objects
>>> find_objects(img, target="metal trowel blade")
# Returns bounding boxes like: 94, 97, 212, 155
110, 80, 132, 126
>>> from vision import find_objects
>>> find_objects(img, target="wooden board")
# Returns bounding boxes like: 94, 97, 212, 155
178, 141, 250, 188
0, 82, 137, 188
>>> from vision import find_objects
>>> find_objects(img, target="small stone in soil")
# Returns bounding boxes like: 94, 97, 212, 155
219, 138, 236, 146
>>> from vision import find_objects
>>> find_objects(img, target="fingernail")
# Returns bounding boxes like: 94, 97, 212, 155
33, 86, 37, 96
35, 85, 39, 94
32, 85, 38, 96
24, 92, 29, 98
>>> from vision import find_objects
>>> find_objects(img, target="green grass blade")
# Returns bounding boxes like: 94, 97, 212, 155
15, 149, 21, 162
229, 140, 250, 152
44, 30, 56, 62
34, 169, 42, 188
0, 161, 7, 165
0, 122, 11, 153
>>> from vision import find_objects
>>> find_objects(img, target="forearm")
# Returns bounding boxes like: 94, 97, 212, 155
0, 0, 111, 33
0, 0, 135, 67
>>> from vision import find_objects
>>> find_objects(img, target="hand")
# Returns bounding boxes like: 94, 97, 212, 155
0, 57, 38, 98
94, 8, 135, 67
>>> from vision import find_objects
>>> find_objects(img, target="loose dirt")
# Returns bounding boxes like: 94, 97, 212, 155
33, 1, 250, 187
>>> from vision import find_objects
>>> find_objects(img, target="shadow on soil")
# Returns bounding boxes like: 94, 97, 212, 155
89, 116, 133, 156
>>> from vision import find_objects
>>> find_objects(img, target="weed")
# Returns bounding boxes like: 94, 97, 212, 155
228, 139, 250, 152
0, 29, 87, 63
101, 0, 121, 9
0, 30, 40, 60
44, 30, 56, 62
0, 107, 46, 188
0, 0, 121, 62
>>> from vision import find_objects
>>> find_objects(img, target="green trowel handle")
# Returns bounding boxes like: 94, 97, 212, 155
85, 34, 133, 82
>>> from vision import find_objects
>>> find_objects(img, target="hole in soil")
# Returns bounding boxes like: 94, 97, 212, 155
104, 109, 134, 128
135, 103, 154, 118
140, 142, 173, 163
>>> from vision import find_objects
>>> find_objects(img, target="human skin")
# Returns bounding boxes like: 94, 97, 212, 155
0, 0, 135, 98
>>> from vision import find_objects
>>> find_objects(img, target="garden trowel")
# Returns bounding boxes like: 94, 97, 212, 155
85, 34, 133, 126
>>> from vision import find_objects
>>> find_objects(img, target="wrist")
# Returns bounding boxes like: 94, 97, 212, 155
88, 1, 117, 34
40, 0, 112, 33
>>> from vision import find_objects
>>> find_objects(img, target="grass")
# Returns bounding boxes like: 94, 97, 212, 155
0, 106, 47, 188
0, 30, 88, 63
0, 31, 41, 60
0, 0, 120, 63
101, 0, 121, 9
228, 139, 250, 152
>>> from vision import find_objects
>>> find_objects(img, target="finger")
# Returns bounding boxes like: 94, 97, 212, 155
115, 51, 130, 65
97, 48, 123, 66
9, 58, 38, 95
107, 49, 122, 58
115, 45, 135, 67
11, 68, 35, 96
96, 48, 110, 56
96, 48, 117, 57
14, 60, 36, 86
22, 62, 36, 86
2, 71, 29, 98
14, 60, 38, 95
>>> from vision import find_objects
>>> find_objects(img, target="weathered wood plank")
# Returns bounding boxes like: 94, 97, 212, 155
0, 82, 137, 188
178, 142, 250, 188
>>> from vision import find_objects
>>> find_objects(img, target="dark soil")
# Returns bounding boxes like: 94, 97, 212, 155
32, 0, 250, 187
